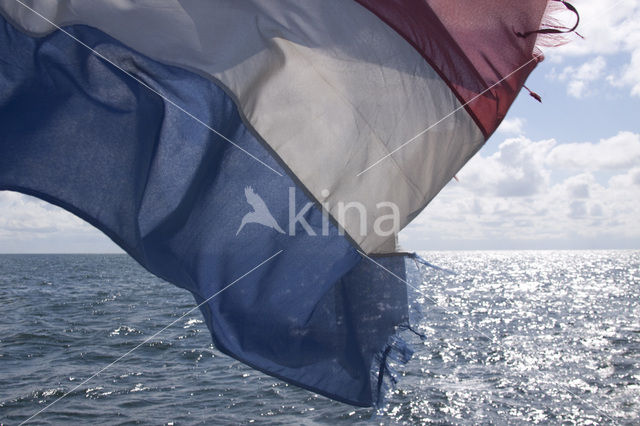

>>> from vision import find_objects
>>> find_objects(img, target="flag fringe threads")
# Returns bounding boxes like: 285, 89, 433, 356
0, 0, 575, 409
530, 0, 583, 55
369, 253, 446, 408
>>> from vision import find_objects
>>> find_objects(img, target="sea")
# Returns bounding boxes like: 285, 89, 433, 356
0, 250, 638, 425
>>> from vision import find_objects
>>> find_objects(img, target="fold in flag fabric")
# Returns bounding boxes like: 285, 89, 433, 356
0, 0, 552, 406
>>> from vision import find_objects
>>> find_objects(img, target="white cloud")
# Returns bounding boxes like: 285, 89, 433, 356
542, 0, 640, 97
609, 165, 640, 187
590, 203, 603, 216
458, 136, 555, 197
608, 49, 640, 97
497, 117, 525, 135
0, 192, 82, 234
401, 131, 640, 249
0, 192, 118, 253
544, 0, 640, 58
552, 56, 606, 98
563, 173, 593, 198
568, 200, 588, 218
546, 131, 640, 170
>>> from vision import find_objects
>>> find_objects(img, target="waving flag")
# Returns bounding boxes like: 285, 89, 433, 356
0, 0, 556, 406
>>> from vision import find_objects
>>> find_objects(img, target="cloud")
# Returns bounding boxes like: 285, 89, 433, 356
590, 203, 603, 216
609, 166, 640, 187
497, 117, 525, 135
551, 56, 606, 98
458, 136, 555, 197
543, 0, 640, 97
401, 131, 640, 249
563, 174, 592, 198
0, 191, 118, 253
0, 191, 85, 234
544, 0, 640, 58
608, 49, 640, 97
546, 131, 640, 170
568, 200, 588, 218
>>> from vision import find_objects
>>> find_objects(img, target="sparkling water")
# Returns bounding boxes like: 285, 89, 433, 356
1, 251, 638, 424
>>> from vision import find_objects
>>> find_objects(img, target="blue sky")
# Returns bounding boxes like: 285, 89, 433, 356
1, 0, 639, 253
401, 0, 640, 250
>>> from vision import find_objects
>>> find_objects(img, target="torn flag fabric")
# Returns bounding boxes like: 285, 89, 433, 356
0, 0, 552, 406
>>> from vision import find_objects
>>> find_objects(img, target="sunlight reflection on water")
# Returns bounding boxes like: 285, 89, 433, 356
0, 250, 638, 424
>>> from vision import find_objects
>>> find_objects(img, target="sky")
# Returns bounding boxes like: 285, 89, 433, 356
401, 0, 640, 250
1, 0, 639, 253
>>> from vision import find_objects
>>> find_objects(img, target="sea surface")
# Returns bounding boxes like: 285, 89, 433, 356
0, 251, 638, 424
